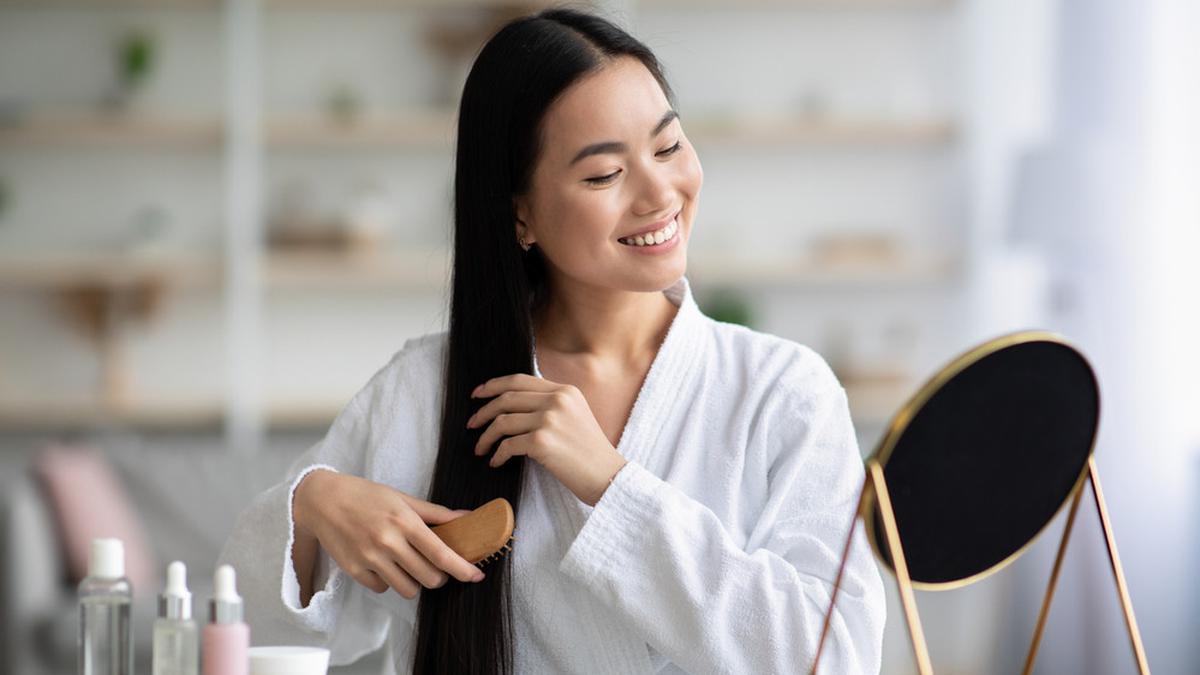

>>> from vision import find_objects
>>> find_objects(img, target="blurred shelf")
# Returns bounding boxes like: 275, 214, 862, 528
263, 398, 350, 429
266, 109, 953, 150
640, 0, 950, 7
0, 0, 563, 7
264, 248, 449, 289
0, 0, 942, 9
688, 249, 958, 287
0, 399, 226, 431
0, 111, 223, 150
685, 115, 955, 147
0, 375, 916, 432
0, 0, 218, 6
264, 0, 568, 8
265, 111, 455, 150
843, 372, 914, 429
0, 247, 956, 291
0, 398, 358, 431
0, 108, 953, 151
0, 251, 221, 288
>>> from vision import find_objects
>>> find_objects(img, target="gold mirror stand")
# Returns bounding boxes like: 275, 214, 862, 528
809, 457, 1150, 675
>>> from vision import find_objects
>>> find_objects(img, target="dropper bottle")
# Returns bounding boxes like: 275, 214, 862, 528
152, 561, 198, 675
201, 564, 249, 675
78, 537, 133, 675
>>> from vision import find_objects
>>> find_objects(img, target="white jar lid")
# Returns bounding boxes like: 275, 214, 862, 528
248, 646, 330, 675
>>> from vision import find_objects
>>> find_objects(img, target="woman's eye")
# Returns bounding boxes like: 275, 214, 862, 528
658, 140, 682, 156
583, 142, 682, 185
585, 171, 621, 185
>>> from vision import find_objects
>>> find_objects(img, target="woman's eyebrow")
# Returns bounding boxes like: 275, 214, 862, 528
568, 109, 679, 166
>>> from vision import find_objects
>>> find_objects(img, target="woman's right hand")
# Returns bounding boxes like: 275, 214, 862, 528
292, 469, 486, 600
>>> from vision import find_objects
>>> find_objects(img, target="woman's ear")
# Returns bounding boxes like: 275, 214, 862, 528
512, 198, 536, 246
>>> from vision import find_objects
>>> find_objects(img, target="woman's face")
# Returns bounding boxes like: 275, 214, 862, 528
514, 56, 703, 294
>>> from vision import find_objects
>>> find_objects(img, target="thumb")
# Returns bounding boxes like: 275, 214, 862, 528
403, 494, 471, 525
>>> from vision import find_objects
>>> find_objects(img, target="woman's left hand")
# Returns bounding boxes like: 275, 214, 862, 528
467, 374, 628, 507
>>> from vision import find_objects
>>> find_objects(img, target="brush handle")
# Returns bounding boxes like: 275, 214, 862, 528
431, 498, 515, 565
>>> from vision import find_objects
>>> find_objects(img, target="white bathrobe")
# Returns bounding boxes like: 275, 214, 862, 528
218, 274, 886, 674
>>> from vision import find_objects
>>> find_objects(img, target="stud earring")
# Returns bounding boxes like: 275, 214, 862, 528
518, 236, 531, 252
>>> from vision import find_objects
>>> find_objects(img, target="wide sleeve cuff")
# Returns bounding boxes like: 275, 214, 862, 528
558, 459, 663, 590
281, 463, 345, 630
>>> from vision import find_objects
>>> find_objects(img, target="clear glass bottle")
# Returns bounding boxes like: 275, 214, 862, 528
78, 538, 133, 675
153, 561, 199, 675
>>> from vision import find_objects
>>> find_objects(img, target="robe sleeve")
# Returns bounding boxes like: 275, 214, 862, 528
217, 392, 402, 666
557, 361, 886, 674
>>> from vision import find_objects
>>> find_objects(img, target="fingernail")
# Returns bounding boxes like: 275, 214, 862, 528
455, 509, 471, 515
473, 571, 485, 582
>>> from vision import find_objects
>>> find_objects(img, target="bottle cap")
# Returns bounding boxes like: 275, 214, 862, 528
209, 564, 244, 624
158, 560, 192, 620
88, 538, 125, 580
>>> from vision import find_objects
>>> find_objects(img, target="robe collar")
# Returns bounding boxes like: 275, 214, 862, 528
531, 275, 706, 467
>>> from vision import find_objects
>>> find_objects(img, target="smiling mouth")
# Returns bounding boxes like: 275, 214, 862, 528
618, 217, 679, 247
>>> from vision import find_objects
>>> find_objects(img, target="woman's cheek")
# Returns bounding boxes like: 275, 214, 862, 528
682, 144, 703, 193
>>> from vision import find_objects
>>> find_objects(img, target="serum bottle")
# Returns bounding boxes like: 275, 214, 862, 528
78, 538, 133, 675
153, 561, 199, 675
202, 564, 249, 675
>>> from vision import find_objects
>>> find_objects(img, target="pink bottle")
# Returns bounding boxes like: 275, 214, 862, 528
202, 565, 249, 675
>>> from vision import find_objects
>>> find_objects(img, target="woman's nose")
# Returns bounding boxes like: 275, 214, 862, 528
632, 165, 677, 215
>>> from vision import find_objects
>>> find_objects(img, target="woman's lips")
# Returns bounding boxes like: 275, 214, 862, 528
617, 208, 682, 241
618, 217, 678, 247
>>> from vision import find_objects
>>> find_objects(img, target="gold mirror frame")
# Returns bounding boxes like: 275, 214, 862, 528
809, 331, 1150, 675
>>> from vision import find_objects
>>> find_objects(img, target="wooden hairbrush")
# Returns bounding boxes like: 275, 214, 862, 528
431, 497, 516, 569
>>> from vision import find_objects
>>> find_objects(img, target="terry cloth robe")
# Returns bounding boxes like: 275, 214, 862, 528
217, 274, 887, 675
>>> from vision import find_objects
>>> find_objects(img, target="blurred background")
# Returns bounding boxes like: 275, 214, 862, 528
0, 0, 1195, 673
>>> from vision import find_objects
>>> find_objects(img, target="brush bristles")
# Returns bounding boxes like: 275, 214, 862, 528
474, 535, 516, 569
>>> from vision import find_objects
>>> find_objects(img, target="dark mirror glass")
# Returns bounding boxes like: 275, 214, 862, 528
865, 335, 1100, 588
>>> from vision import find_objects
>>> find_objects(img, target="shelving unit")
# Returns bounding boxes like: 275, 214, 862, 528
0, 110, 953, 150
0, 0, 964, 446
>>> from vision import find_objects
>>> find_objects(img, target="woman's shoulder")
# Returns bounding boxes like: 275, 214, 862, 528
702, 317, 843, 402
347, 329, 449, 416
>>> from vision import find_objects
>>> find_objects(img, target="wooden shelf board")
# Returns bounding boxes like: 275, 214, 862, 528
0, 398, 354, 431
640, 0, 951, 8
0, 252, 221, 288
688, 250, 958, 287
264, 248, 450, 288
685, 116, 955, 146
263, 0, 569, 9
0, 0, 218, 6
844, 374, 915, 428
0, 111, 222, 149
0, 108, 953, 150
0, 248, 957, 290
0, 399, 225, 430
265, 111, 455, 150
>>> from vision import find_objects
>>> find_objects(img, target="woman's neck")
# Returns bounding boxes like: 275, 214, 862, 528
532, 280, 678, 365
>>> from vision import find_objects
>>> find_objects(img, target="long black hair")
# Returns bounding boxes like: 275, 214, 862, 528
411, 5, 676, 674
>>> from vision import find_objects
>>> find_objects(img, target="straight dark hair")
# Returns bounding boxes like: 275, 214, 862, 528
410, 5, 676, 674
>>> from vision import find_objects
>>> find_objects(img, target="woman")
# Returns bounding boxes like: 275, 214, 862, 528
219, 7, 885, 674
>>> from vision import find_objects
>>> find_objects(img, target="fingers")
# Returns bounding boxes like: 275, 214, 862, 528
367, 558, 422, 599
488, 436, 530, 468
349, 567, 390, 595
472, 373, 560, 399
395, 540, 459, 591
474, 411, 540, 456
466, 390, 550, 429
401, 493, 471, 525
409, 523, 487, 584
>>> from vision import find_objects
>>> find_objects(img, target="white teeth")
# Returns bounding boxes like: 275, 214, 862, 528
620, 218, 678, 247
